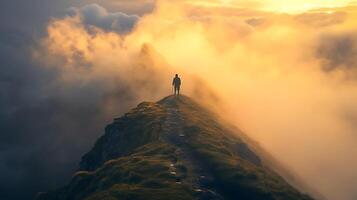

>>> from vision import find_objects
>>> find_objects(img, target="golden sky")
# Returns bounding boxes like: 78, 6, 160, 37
260, 0, 352, 13
185, 0, 353, 13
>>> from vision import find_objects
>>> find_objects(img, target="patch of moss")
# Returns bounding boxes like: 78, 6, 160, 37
37, 142, 197, 200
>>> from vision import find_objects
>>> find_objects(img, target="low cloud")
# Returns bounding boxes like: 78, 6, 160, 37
316, 32, 357, 71
3, 1, 357, 200
67, 4, 140, 34
245, 18, 266, 26
0, 4, 156, 199
295, 11, 347, 27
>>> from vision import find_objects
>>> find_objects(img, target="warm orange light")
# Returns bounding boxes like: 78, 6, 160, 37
260, 0, 351, 13
186, 0, 352, 13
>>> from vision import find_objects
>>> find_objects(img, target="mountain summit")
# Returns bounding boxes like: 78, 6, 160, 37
37, 96, 315, 200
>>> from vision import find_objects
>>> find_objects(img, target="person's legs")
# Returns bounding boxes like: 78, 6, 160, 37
177, 86, 180, 96
174, 86, 179, 96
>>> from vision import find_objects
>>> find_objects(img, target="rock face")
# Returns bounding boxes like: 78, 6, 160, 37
37, 96, 315, 200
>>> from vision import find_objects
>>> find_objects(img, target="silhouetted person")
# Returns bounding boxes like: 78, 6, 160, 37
172, 74, 181, 96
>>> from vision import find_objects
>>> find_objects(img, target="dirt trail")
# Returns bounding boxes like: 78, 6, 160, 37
161, 97, 223, 200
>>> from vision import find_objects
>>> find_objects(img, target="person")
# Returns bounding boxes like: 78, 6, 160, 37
172, 74, 181, 96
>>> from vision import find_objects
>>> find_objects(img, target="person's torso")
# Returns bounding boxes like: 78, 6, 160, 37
174, 77, 181, 85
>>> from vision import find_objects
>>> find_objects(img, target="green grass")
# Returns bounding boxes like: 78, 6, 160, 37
37, 96, 314, 200
80, 102, 167, 171
38, 142, 198, 200
165, 96, 313, 200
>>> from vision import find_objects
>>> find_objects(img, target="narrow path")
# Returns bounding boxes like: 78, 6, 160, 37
161, 99, 223, 200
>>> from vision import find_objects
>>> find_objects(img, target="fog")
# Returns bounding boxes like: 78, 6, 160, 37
2, 0, 357, 200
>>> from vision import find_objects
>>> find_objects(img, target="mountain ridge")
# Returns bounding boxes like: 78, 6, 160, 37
37, 95, 315, 200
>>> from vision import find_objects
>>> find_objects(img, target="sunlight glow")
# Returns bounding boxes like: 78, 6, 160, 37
257, 0, 352, 13
187, 0, 353, 13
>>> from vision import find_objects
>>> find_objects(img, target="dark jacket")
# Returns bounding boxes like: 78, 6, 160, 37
172, 77, 181, 87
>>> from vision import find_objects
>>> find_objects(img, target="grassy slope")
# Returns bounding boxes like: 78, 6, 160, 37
38, 142, 197, 200
166, 96, 313, 200
37, 96, 314, 200
79, 102, 166, 171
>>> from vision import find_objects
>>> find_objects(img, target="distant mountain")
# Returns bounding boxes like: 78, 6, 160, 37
37, 96, 315, 200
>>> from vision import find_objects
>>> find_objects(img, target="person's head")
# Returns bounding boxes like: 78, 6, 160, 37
175, 74, 178, 77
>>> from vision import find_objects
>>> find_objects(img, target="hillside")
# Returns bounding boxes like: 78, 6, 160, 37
36, 95, 315, 200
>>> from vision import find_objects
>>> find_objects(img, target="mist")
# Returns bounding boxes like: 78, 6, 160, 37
132, 3, 357, 200
36, 2, 357, 199
2, 1, 357, 200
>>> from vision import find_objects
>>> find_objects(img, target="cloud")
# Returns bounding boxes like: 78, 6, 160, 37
295, 11, 347, 27
245, 17, 267, 27
2, 1, 357, 200
30, 4, 357, 199
316, 32, 357, 71
67, 4, 140, 34
102, 0, 156, 15
0, 3, 152, 200
104, 3, 357, 200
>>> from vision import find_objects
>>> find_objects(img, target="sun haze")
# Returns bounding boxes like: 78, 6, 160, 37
2, 0, 357, 200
